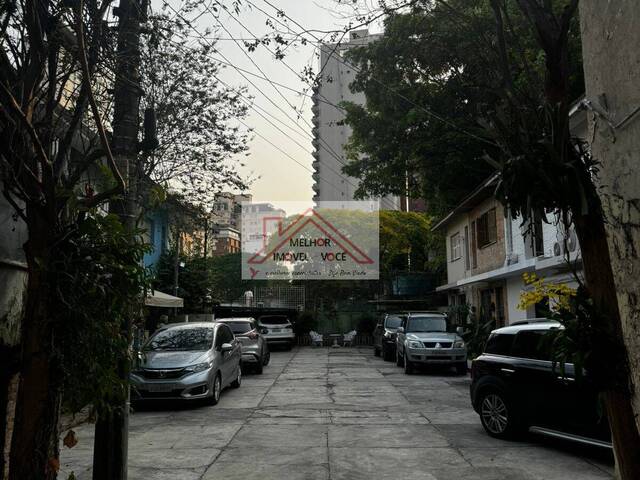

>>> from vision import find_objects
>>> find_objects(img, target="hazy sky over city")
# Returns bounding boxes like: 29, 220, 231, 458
176, 0, 382, 206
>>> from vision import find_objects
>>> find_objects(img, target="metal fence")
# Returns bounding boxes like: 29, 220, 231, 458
295, 333, 373, 347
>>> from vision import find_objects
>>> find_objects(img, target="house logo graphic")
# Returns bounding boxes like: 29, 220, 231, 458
241, 202, 379, 280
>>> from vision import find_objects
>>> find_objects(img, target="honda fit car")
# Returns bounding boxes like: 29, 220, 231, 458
258, 315, 295, 350
470, 320, 611, 448
131, 322, 242, 405
395, 312, 467, 374
373, 313, 405, 361
217, 317, 270, 373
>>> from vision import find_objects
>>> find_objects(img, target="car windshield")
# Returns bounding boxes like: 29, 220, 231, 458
406, 316, 446, 333
260, 316, 289, 325
385, 316, 403, 328
220, 321, 252, 334
145, 327, 214, 351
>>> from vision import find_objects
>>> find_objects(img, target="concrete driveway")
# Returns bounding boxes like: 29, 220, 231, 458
60, 347, 613, 479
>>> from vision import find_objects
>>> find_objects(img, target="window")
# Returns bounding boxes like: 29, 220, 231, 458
511, 330, 554, 361
450, 232, 461, 261
484, 333, 515, 355
406, 316, 447, 333
476, 208, 497, 247
215, 325, 234, 347
464, 226, 470, 270
471, 221, 478, 268
146, 327, 214, 352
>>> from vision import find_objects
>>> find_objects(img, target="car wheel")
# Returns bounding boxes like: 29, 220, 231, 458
403, 356, 414, 375
207, 373, 222, 406
285, 341, 293, 351
456, 362, 468, 375
374, 346, 381, 357
396, 349, 403, 367
263, 350, 270, 366
231, 365, 242, 388
478, 389, 523, 439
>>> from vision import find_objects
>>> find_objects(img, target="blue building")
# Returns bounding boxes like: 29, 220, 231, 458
143, 209, 169, 270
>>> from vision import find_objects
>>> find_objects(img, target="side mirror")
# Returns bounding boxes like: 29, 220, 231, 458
397, 327, 404, 334
456, 326, 464, 336
220, 342, 233, 352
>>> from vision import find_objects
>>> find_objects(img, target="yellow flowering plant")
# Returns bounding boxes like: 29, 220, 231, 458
517, 272, 577, 314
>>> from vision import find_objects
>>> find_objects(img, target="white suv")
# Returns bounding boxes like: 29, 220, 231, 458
258, 315, 295, 350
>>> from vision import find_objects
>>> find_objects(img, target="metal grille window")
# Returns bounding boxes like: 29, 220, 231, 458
477, 208, 497, 247
450, 232, 461, 261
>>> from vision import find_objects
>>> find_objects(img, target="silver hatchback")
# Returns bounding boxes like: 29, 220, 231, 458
131, 322, 242, 405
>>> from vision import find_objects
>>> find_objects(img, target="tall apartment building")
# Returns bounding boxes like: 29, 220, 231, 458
211, 192, 253, 228
311, 30, 401, 211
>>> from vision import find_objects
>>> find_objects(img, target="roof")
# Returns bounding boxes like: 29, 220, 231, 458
159, 322, 217, 329
432, 172, 500, 231
145, 290, 184, 308
492, 320, 563, 335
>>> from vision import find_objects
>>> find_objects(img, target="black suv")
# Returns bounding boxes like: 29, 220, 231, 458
373, 313, 405, 361
470, 320, 611, 448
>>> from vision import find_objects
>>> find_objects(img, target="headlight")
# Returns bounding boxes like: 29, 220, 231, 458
453, 340, 465, 348
186, 362, 212, 373
408, 341, 423, 349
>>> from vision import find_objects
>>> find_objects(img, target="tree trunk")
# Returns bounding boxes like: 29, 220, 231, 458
574, 210, 640, 479
8, 217, 61, 480
578, 2, 640, 478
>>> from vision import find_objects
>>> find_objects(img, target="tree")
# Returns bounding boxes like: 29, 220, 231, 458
0, 0, 129, 477
338, 0, 640, 475
140, 11, 251, 207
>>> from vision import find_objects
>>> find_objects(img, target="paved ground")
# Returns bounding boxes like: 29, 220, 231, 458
60, 347, 614, 480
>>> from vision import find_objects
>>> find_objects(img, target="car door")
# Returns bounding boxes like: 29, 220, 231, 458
396, 316, 407, 356
217, 325, 235, 385
508, 330, 559, 426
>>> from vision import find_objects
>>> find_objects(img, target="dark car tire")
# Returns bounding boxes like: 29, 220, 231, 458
231, 365, 242, 388
255, 360, 264, 374
456, 362, 468, 375
285, 341, 293, 351
404, 356, 414, 375
207, 373, 222, 406
396, 349, 403, 367
263, 350, 270, 366
478, 388, 524, 439
374, 346, 381, 357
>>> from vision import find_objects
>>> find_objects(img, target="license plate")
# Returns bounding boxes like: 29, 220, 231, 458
272, 328, 281, 333
145, 383, 175, 392
430, 350, 449, 355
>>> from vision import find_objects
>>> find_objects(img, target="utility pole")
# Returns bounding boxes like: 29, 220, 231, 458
93, 0, 144, 478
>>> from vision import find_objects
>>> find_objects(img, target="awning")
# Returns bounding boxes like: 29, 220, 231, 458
145, 290, 184, 308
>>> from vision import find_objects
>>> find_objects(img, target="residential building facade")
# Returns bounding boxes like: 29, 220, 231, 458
435, 174, 582, 326
311, 29, 400, 211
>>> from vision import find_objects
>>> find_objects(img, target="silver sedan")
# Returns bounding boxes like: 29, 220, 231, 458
131, 322, 242, 405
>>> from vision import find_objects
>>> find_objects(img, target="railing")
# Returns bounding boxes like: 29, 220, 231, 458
295, 333, 374, 347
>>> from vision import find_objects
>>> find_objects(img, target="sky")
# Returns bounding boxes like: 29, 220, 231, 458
176, 0, 382, 210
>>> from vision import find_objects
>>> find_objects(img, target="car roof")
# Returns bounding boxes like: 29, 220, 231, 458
407, 311, 446, 317
217, 317, 256, 323
159, 322, 217, 330
492, 320, 563, 335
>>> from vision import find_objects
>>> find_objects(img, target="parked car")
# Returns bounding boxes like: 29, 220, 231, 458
373, 313, 405, 361
131, 322, 242, 405
217, 317, 270, 373
258, 315, 295, 350
395, 312, 467, 375
470, 320, 611, 448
